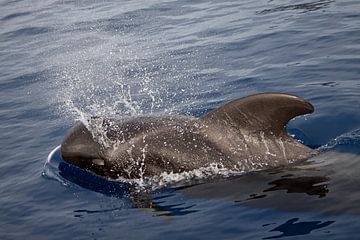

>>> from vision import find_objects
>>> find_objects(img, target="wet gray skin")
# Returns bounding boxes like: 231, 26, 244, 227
61, 93, 317, 180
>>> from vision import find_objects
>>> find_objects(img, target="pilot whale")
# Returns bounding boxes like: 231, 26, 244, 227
61, 93, 317, 180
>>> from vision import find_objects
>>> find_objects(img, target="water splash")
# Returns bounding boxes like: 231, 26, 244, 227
47, 27, 206, 124
139, 163, 244, 190
101, 163, 246, 192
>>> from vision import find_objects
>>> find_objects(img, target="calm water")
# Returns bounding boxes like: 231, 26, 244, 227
1, 0, 360, 239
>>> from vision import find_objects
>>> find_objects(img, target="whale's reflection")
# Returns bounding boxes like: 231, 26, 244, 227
177, 167, 332, 213
177, 150, 360, 215
56, 147, 360, 216
264, 176, 329, 198
242, 175, 329, 201
263, 218, 335, 239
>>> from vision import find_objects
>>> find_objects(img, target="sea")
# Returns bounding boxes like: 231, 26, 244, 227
1, 0, 360, 239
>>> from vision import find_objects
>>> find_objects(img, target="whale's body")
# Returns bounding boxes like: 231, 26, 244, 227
61, 93, 317, 179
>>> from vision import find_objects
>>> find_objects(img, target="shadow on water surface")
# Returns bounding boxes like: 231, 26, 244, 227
178, 149, 360, 216
263, 176, 329, 198
263, 218, 335, 239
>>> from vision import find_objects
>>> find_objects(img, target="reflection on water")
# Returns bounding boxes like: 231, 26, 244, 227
174, 149, 360, 215
264, 176, 330, 198
129, 190, 199, 216
245, 175, 329, 200
47, 143, 360, 218
257, 0, 333, 15
264, 218, 335, 239
73, 207, 125, 218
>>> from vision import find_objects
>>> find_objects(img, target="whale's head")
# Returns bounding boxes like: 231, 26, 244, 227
61, 121, 113, 178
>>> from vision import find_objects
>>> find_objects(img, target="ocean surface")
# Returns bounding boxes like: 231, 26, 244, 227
1, 0, 360, 239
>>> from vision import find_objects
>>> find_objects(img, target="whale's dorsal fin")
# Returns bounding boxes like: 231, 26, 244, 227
201, 93, 314, 135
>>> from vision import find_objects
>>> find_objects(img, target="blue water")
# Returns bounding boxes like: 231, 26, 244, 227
1, 0, 360, 239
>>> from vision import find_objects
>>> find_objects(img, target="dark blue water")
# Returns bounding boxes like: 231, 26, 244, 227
1, 0, 360, 239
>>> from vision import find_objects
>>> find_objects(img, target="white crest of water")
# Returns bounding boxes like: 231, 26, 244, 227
120, 163, 245, 191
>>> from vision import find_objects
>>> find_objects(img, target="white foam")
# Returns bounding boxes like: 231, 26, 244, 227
117, 163, 246, 191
